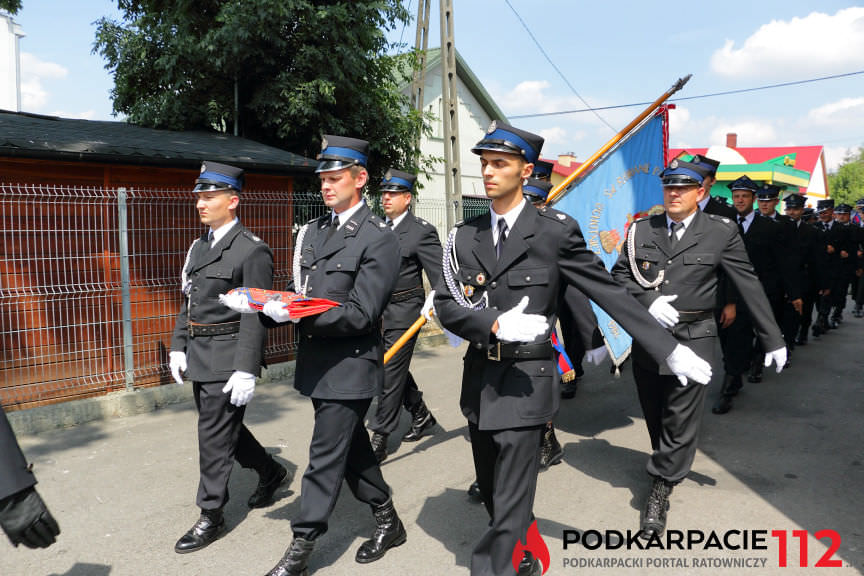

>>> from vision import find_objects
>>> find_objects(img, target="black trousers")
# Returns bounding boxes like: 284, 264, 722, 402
193, 380, 269, 510
720, 305, 755, 377
292, 398, 391, 540
469, 422, 543, 576
633, 363, 708, 483
369, 327, 423, 435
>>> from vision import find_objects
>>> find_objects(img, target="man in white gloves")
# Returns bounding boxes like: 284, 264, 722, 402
170, 161, 287, 555
434, 122, 712, 576
366, 169, 443, 463
611, 159, 786, 540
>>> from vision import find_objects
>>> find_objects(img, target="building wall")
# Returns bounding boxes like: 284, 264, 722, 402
0, 13, 23, 111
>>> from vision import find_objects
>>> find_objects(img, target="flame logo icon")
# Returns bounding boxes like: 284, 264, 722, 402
511, 520, 550, 574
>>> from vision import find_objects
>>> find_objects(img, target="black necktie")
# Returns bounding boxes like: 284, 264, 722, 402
386, 219, 394, 229
669, 221, 683, 247
495, 219, 508, 260
738, 215, 746, 235
207, 230, 215, 248
326, 215, 340, 241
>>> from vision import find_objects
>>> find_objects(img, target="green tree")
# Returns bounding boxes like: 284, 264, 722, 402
0, 1, 22, 14
827, 146, 864, 204
93, 0, 433, 185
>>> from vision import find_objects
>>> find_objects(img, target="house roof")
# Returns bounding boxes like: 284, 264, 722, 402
542, 156, 583, 177
0, 109, 316, 173
409, 48, 508, 122
669, 145, 824, 176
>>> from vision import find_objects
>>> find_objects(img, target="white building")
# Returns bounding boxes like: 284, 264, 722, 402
0, 12, 25, 112
406, 48, 507, 232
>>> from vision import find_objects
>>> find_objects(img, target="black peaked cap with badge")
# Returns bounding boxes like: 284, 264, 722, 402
380, 169, 417, 193
194, 160, 245, 192
816, 198, 835, 212
756, 183, 782, 200
783, 193, 807, 208
690, 154, 721, 176
727, 175, 759, 193
531, 160, 554, 180
316, 135, 370, 174
835, 203, 852, 214
523, 178, 553, 203
472, 121, 544, 164
659, 159, 705, 187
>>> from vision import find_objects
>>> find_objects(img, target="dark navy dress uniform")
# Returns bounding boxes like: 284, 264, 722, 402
282, 137, 400, 545
171, 164, 274, 514
369, 170, 443, 446
435, 122, 682, 576
783, 194, 828, 343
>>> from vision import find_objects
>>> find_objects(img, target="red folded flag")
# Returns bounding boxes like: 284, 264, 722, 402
227, 287, 340, 318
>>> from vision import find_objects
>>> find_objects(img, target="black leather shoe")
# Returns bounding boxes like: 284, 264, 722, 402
560, 378, 578, 399
370, 432, 388, 464
174, 509, 225, 554
355, 500, 407, 563
401, 401, 437, 442
249, 459, 289, 508
748, 363, 763, 383
712, 395, 733, 415
639, 478, 672, 539
539, 424, 563, 469
265, 537, 315, 576
517, 551, 542, 575
467, 481, 482, 502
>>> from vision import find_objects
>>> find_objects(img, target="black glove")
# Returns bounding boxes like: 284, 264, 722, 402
0, 486, 60, 548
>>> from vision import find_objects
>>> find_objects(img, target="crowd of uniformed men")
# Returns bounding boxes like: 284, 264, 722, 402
2, 121, 863, 576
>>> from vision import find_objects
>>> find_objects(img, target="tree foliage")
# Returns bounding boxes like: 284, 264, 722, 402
0, 1, 22, 14
93, 0, 433, 185
827, 146, 864, 204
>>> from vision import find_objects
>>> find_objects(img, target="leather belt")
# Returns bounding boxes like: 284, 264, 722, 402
390, 285, 425, 303
188, 321, 241, 337
487, 340, 553, 361
677, 310, 712, 323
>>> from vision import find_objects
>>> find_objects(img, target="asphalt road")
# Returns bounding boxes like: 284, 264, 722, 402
3, 314, 863, 576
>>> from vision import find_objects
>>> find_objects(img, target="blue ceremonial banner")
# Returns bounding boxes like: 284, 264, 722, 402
552, 114, 666, 367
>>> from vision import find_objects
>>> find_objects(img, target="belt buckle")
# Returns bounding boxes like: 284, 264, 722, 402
188, 324, 196, 337
487, 342, 501, 361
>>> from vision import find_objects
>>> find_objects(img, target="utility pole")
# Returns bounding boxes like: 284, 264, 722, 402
410, 0, 431, 116
439, 0, 462, 231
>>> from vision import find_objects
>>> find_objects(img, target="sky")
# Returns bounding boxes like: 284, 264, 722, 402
8, 1, 864, 172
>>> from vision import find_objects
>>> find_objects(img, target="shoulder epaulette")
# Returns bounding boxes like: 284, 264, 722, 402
241, 230, 263, 243
706, 213, 734, 226
538, 206, 570, 224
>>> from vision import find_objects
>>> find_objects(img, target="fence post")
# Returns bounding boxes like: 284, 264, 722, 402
117, 187, 136, 391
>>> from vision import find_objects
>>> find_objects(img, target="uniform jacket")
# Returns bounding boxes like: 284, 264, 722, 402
742, 214, 800, 300
434, 202, 679, 431
794, 220, 829, 293
383, 210, 443, 329
611, 210, 784, 372
703, 196, 737, 220
171, 222, 273, 381
701, 198, 738, 306
289, 203, 400, 400
0, 408, 36, 501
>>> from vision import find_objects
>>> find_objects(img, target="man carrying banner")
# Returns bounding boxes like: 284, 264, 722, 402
612, 160, 786, 538
368, 168, 442, 463
434, 122, 712, 576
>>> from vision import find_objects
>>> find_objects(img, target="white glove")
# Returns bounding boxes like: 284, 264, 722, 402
648, 294, 679, 329
222, 371, 256, 406
421, 290, 436, 321
169, 351, 187, 385
218, 292, 254, 313
584, 345, 608, 366
763, 347, 787, 373
495, 296, 549, 343
665, 343, 712, 386
262, 300, 298, 324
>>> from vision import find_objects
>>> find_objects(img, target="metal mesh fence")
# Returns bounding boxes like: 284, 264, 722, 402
1, 183, 474, 411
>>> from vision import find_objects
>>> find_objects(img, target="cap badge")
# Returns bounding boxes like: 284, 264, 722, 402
692, 155, 702, 163
487, 120, 497, 134
200, 163, 207, 173
320, 137, 328, 151
669, 159, 679, 169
